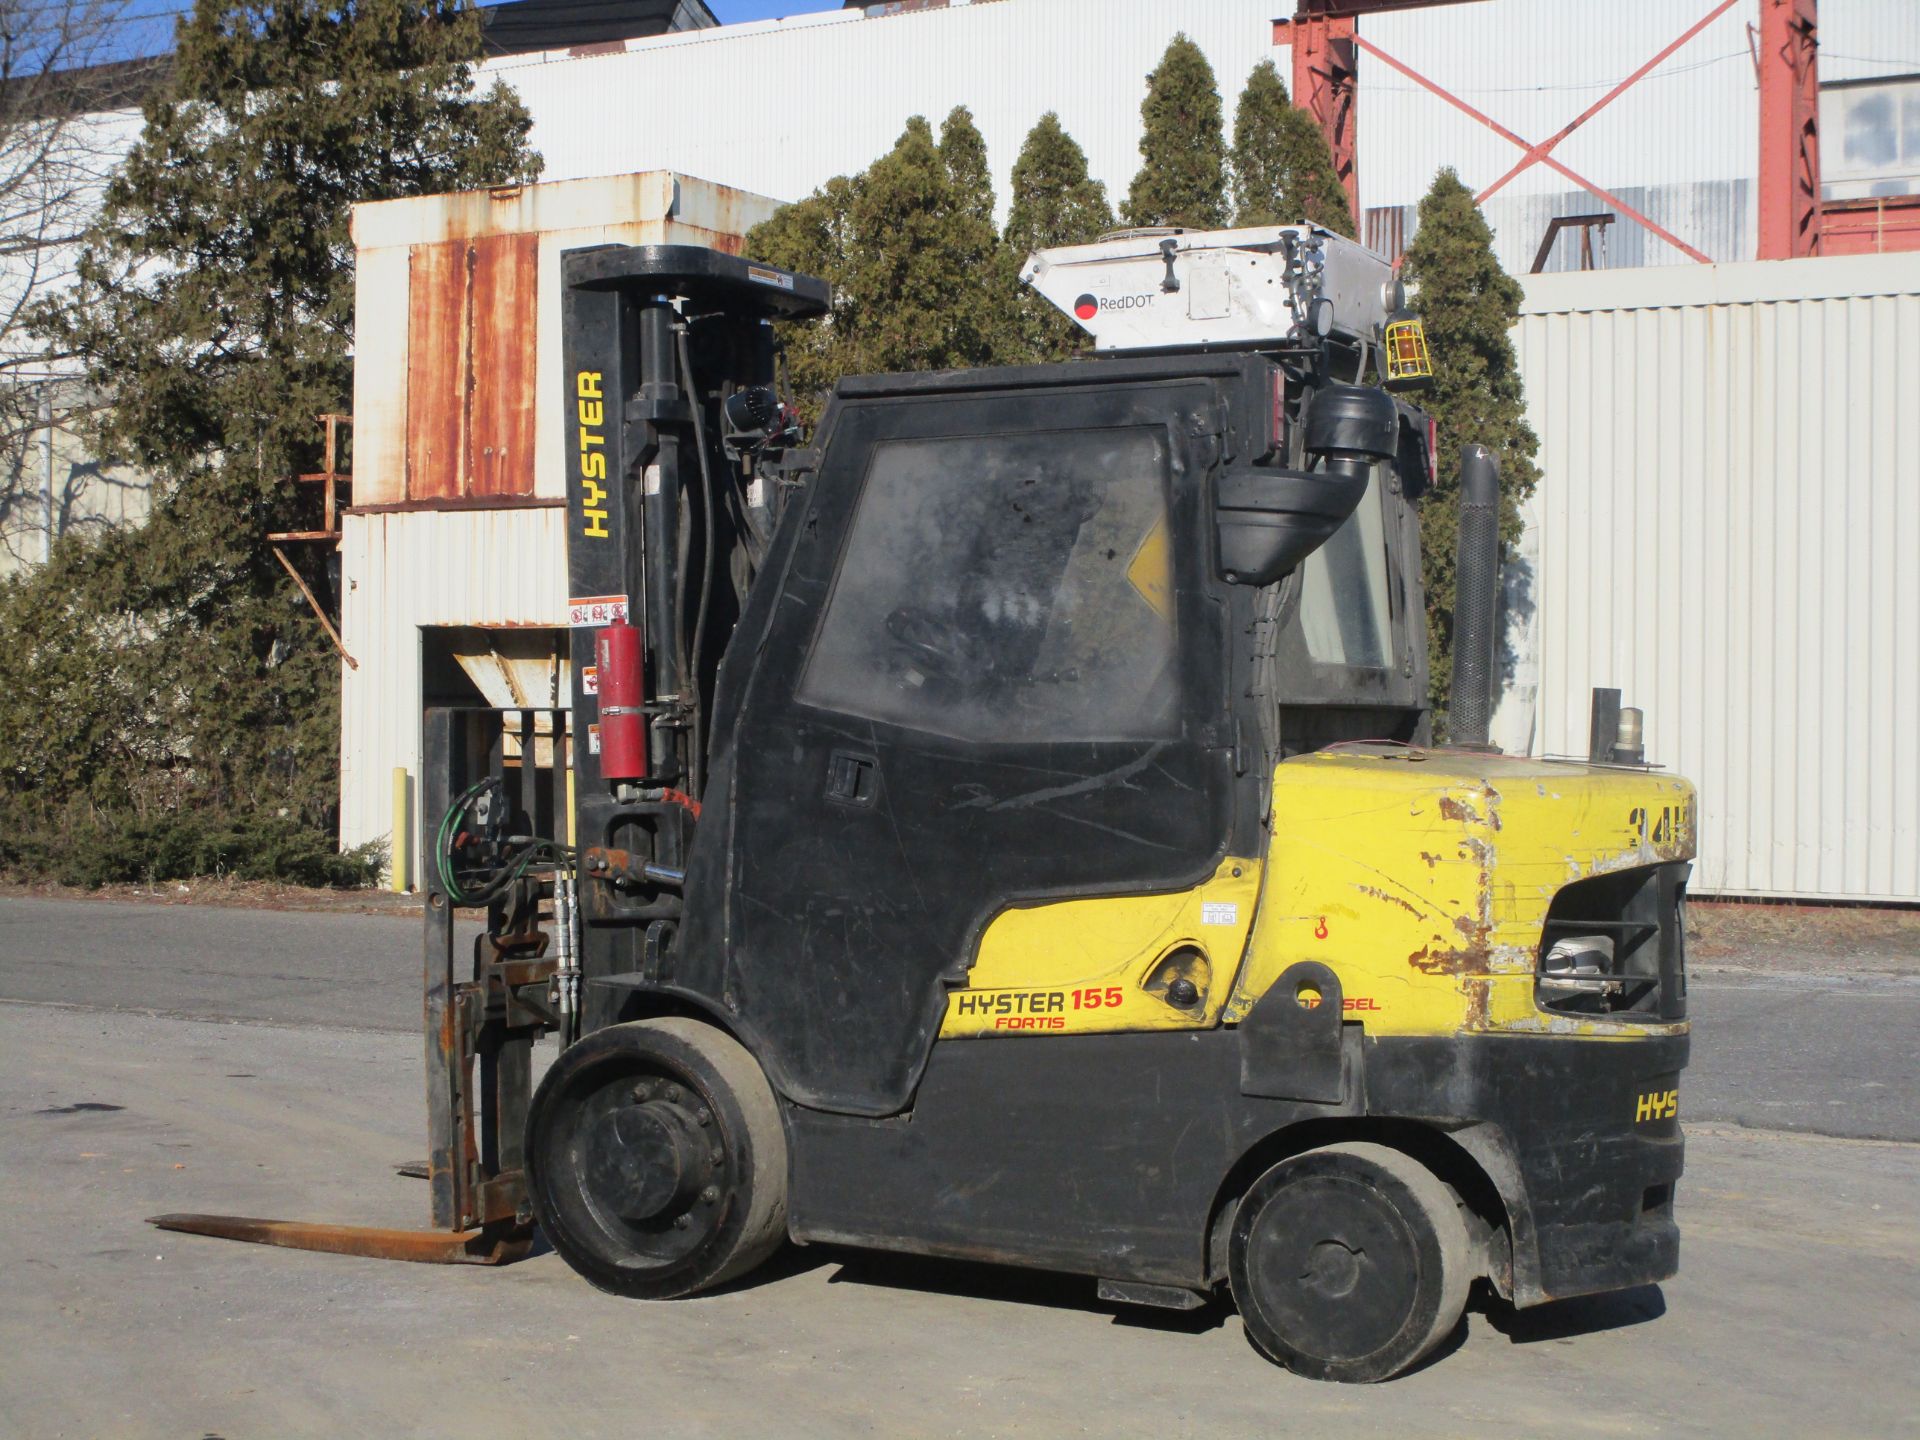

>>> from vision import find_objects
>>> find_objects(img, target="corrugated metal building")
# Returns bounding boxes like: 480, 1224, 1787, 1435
483, 0, 1288, 222
340, 173, 781, 874
1354, 0, 1920, 273
15, 0, 1883, 900
1493, 251, 1920, 901
477, 0, 1920, 275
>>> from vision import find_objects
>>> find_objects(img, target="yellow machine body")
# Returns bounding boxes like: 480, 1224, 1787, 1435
941, 743, 1695, 1040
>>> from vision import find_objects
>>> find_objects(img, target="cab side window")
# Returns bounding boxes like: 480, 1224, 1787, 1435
1295, 463, 1394, 670
797, 426, 1177, 744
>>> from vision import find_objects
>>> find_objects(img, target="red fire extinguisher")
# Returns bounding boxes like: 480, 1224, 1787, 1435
595, 619, 648, 781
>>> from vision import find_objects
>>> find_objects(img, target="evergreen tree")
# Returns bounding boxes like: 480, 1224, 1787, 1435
1005, 113, 1114, 257
4, 0, 540, 877
744, 174, 861, 412
849, 115, 1011, 373
939, 105, 995, 228
1124, 33, 1228, 230
750, 115, 1016, 412
1004, 111, 1114, 361
1229, 58, 1355, 237
1397, 168, 1541, 722
939, 105, 1024, 359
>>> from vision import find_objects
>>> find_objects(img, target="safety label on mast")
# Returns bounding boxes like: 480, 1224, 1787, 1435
567, 594, 629, 627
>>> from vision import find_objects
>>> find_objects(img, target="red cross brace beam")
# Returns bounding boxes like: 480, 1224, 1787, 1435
1474, 0, 1741, 208
1351, 30, 1718, 265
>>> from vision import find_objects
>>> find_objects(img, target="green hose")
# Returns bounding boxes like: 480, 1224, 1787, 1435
434, 777, 570, 907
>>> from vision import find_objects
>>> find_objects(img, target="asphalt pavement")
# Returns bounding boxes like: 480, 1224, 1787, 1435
1688, 970, 1920, 1142
1, 895, 1914, 1141
4, 1004, 1916, 1439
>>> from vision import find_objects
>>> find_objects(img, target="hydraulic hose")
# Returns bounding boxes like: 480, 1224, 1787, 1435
434, 776, 570, 908
676, 325, 717, 802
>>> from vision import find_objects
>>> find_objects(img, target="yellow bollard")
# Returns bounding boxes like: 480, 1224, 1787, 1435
391, 766, 410, 893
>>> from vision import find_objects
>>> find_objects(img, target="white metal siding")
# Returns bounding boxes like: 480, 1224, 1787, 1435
1355, 0, 1761, 205
482, 0, 1287, 224
1350, 0, 1920, 272
338, 506, 570, 862
1512, 252, 1920, 901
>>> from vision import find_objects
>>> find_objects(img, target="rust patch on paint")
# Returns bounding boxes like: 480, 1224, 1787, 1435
1407, 929, 1492, 976
1418, 850, 1442, 869
1463, 978, 1493, 1030
1438, 785, 1505, 831
1406, 853, 1497, 976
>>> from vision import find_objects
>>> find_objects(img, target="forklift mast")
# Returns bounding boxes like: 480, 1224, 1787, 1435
560, 245, 829, 1027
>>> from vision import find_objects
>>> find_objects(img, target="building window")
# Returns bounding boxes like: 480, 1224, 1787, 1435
1821, 75, 1920, 200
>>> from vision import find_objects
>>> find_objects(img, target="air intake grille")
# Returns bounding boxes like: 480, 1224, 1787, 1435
1535, 862, 1689, 1022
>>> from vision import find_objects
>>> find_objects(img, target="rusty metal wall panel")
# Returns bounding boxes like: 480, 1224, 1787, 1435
468, 232, 539, 496
404, 234, 540, 500
1505, 252, 1920, 901
405, 241, 467, 501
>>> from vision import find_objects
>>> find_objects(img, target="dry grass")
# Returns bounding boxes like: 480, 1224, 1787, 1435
0, 873, 421, 917
1689, 899, 1920, 974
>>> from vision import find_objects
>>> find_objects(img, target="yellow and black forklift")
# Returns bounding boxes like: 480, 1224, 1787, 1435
158, 225, 1695, 1383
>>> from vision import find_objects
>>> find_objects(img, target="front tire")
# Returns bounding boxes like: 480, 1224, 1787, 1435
526, 1018, 787, 1299
1229, 1141, 1472, 1382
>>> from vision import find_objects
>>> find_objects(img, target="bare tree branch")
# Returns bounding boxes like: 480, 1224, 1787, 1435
0, 0, 147, 566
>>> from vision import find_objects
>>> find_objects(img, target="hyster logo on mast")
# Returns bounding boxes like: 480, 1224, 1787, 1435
1073, 291, 1156, 321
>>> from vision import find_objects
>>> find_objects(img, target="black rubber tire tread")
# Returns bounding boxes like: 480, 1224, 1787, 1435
1229, 1140, 1472, 1383
526, 1017, 788, 1300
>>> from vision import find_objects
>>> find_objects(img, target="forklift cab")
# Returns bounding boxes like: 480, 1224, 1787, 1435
632, 338, 1432, 1116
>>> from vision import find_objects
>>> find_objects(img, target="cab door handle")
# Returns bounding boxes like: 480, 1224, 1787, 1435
825, 750, 879, 808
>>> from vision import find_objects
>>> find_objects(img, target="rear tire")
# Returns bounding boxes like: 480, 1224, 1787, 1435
1228, 1141, 1472, 1383
526, 1018, 787, 1299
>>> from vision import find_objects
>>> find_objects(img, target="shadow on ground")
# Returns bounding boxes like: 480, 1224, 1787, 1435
817, 1246, 1232, 1334
1481, 1282, 1667, 1343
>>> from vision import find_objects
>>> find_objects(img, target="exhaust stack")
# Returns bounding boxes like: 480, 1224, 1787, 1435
1448, 444, 1502, 749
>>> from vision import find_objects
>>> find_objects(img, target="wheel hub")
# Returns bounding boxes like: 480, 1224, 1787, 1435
1302, 1239, 1364, 1299
1245, 1176, 1419, 1360
582, 1099, 711, 1223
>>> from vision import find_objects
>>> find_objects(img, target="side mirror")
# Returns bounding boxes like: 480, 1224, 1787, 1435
1214, 384, 1399, 586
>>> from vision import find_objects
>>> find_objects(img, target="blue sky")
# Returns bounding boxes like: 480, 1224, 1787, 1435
709, 1, 841, 21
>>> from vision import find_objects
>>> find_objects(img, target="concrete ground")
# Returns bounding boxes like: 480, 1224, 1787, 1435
2, 897, 1918, 1437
